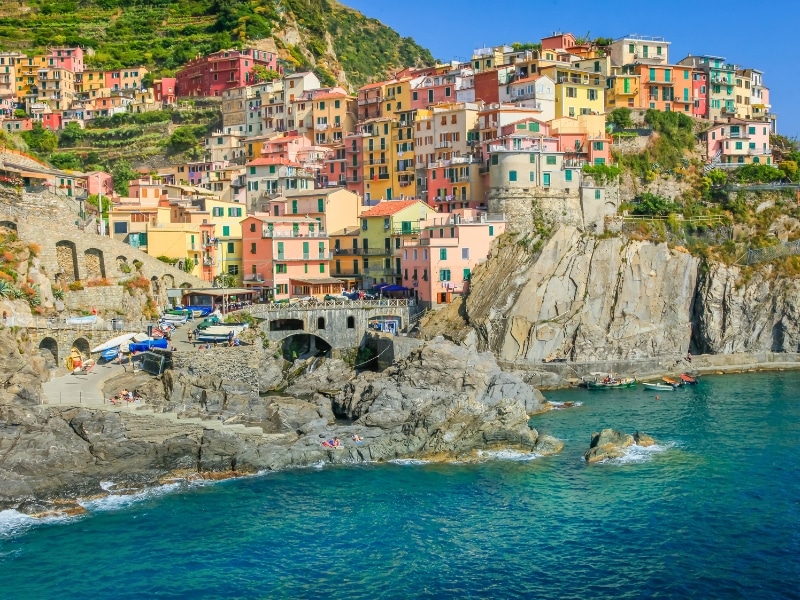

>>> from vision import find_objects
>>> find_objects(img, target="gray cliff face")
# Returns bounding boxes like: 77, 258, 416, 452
464, 226, 800, 361
467, 226, 699, 362
692, 263, 800, 353
0, 338, 558, 509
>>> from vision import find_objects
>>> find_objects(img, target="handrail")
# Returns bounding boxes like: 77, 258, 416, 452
249, 299, 410, 313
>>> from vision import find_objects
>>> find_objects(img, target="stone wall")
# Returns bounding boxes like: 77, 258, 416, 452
171, 345, 264, 394
64, 286, 126, 313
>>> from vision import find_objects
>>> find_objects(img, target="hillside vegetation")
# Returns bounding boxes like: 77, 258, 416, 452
0, 0, 433, 88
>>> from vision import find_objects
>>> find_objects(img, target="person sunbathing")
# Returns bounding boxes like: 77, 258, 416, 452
332, 437, 341, 447
351, 434, 363, 443
321, 439, 335, 448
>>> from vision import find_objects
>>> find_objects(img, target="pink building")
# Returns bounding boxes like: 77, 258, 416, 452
154, 78, 176, 105
127, 177, 168, 207
701, 119, 773, 166
401, 209, 505, 308
261, 133, 315, 162
411, 68, 458, 110
242, 214, 340, 300
47, 47, 84, 73
175, 48, 280, 98
83, 171, 113, 196
39, 112, 62, 131
692, 70, 708, 118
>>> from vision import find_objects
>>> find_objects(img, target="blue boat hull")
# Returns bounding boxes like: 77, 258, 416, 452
100, 348, 119, 362
128, 339, 169, 353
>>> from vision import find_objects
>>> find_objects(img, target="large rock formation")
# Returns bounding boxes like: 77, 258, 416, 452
461, 225, 800, 362
583, 429, 656, 463
467, 226, 699, 362
0, 337, 560, 510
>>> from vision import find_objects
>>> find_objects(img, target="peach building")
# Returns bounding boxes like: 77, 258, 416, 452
401, 209, 505, 308
241, 214, 341, 300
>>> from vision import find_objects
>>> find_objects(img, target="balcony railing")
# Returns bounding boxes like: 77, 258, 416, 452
378, 173, 390, 180
262, 229, 329, 238
333, 248, 386, 256
275, 252, 334, 261
435, 141, 453, 149
392, 226, 421, 235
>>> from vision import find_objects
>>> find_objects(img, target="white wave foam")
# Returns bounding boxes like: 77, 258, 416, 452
0, 509, 75, 539
388, 458, 431, 466
547, 401, 583, 410
79, 481, 184, 512
476, 449, 542, 462
601, 441, 677, 465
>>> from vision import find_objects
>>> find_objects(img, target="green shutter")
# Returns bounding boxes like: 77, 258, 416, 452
565, 170, 572, 182
317, 198, 324, 212
439, 248, 447, 260
292, 200, 297, 214
222, 225, 230, 236
227, 242, 234, 253
488, 226, 494, 236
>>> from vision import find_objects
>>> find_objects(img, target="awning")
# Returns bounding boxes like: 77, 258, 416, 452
382, 285, 407, 292
289, 277, 345, 286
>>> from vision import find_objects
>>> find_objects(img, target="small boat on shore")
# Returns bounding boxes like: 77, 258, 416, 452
662, 377, 682, 387
100, 347, 119, 362
680, 373, 698, 384
585, 375, 637, 389
642, 382, 677, 391
197, 325, 246, 342
128, 338, 169, 353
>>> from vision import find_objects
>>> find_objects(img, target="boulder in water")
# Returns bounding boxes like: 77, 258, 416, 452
583, 428, 657, 463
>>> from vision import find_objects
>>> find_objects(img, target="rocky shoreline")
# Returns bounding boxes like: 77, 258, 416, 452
0, 338, 564, 514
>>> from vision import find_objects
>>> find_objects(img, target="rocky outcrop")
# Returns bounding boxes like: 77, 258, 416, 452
0, 328, 47, 406
692, 262, 800, 354
467, 226, 699, 363
0, 337, 560, 510
583, 429, 655, 463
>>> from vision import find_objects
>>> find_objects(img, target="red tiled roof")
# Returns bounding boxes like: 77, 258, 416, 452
361, 200, 422, 217
246, 157, 302, 167
359, 81, 386, 91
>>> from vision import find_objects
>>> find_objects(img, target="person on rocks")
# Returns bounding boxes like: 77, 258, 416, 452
351, 434, 363, 444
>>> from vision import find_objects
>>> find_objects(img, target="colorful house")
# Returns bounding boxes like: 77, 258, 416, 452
401, 210, 505, 308
359, 199, 437, 288
540, 65, 605, 119
700, 119, 772, 167
175, 48, 280, 98
241, 214, 338, 300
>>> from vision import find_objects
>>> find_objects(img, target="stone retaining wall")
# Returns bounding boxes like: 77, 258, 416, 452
171, 345, 264, 393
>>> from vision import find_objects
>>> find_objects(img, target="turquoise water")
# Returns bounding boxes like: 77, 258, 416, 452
1, 372, 799, 599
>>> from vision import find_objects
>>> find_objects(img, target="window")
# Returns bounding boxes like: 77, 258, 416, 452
588, 89, 597, 101
347, 316, 355, 329
227, 264, 239, 275
317, 317, 325, 330
488, 225, 494, 236
566, 87, 577, 98
735, 142, 743, 150
439, 248, 447, 260
320, 263, 325, 273
543, 173, 551, 187
440, 269, 451, 281
319, 101, 325, 109
650, 68, 656, 81
684, 70, 689, 80
334, 100, 340, 109
491, 154, 499, 165
546, 155, 557, 165
509, 170, 517, 182
664, 70, 671, 83
463, 268, 471, 281
291, 200, 298, 214
275, 264, 287, 274
565, 170, 572, 182
461, 248, 470, 260
748, 127, 756, 135
250, 242, 257, 254
226, 242, 235, 254
222, 225, 230, 236
529, 171, 535, 182
595, 190, 601, 200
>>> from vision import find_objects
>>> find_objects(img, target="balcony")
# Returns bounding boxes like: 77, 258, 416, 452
366, 158, 387, 165
435, 141, 453, 149
262, 229, 329, 239
558, 76, 603, 86
276, 252, 334, 261
334, 248, 387, 256
203, 258, 216, 266
392, 225, 421, 235
357, 96, 383, 106
378, 173, 390, 180
243, 274, 265, 283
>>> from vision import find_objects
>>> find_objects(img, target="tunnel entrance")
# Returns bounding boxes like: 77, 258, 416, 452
281, 334, 332, 361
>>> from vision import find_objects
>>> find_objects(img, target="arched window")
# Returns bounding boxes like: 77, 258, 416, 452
347, 316, 355, 329
317, 317, 325, 330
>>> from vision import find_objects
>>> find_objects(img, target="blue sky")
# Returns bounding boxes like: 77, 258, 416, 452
341, 0, 798, 138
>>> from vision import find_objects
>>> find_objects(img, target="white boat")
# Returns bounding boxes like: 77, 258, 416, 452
160, 313, 188, 323
197, 325, 245, 342
91, 332, 137, 353
642, 382, 676, 391
66, 315, 97, 325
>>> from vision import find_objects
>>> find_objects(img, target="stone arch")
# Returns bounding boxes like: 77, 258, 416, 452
0, 220, 17, 232
180, 282, 192, 289
71, 337, 90, 359
317, 316, 326, 330
56, 240, 78, 282
84, 248, 106, 279
280, 333, 332, 361
38, 337, 58, 366
162, 273, 175, 289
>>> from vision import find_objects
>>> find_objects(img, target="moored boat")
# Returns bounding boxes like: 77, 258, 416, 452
680, 373, 698, 384
642, 382, 676, 391
662, 377, 682, 387
585, 376, 637, 389
196, 325, 245, 342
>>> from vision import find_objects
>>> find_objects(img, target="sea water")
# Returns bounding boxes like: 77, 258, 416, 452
1, 372, 799, 599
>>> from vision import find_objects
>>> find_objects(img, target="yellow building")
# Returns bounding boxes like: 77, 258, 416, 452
605, 74, 640, 111
359, 199, 437, 287
540, 65, 606, 118
311, 89, 356, 147
145, 223, 205, 278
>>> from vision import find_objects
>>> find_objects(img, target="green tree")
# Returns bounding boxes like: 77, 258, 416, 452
707, 169, 729, 187
21, 122, 58, 154
166, 126, 199, 153
251, 64, 281, 83
112, 160, 137, 196
607, 108, 633, 130
58, 121, 84, 148
632, 193, 680, 217
779, 161, 798, 182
